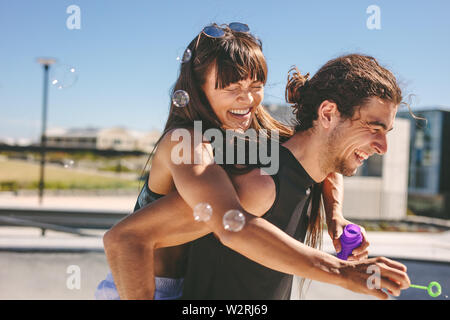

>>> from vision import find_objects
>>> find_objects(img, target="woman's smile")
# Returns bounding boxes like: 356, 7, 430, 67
202, 65, 264, 131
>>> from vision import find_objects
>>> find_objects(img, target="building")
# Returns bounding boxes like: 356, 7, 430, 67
342, 118, 410, 220
0, 137, 33, 146
264, 104, 411, 220
96, 127, 137, 151
264, 104, 296, 126
134, 131, 162, 153
397, 106, 450, 219
45, 126, 161, 153
46, 127, 97, 149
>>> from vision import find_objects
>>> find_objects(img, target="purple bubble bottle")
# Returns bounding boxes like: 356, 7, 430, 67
337, 224, 363, 260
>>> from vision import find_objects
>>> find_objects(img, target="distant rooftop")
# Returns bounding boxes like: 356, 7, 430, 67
45, 127, 99, 137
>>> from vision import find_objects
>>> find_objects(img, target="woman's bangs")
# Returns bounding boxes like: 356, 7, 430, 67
214, 47, 267, 89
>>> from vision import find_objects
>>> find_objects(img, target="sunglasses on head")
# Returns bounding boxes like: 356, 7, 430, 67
191, 22, 260, 61
201, 22, 250, 38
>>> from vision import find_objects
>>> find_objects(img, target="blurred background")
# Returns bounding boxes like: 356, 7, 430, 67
0, 0, 449, 300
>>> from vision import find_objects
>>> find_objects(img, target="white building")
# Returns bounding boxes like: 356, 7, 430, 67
0, 137, 33, 146
46, 127, 97, 149
97, 127, 136, 151
342, 118, 410, 220
45, 126, 161, 152
133, 130, 162, 153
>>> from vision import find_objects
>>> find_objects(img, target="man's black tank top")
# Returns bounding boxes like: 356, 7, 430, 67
181, 145, 316, 300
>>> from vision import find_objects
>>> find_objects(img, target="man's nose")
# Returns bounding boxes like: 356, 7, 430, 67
371, 134, 388, 155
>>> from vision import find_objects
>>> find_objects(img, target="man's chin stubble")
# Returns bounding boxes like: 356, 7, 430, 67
334, 159, 357, 177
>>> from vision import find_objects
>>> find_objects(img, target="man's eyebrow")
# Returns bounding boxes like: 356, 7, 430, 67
367, 121, 394, 132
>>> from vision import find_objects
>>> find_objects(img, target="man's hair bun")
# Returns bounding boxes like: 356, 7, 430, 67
285, 66, 310, 105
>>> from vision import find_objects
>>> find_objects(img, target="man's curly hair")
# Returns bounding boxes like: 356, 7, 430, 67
285, 54, 403, 131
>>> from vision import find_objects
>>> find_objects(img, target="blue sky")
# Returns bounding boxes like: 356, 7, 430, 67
1, 0, 449, 140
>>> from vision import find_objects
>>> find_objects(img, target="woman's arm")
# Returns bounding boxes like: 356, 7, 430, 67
103, 191, 210, 300
104, 189, 410, 300
104, 130, 406, 299
104, 128, 264, 299
104, 128, 271, 299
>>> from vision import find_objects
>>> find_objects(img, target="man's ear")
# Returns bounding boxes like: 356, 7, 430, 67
317, 100, 339, 129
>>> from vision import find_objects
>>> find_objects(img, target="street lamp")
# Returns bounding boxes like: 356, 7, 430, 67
36, 57, 57, 204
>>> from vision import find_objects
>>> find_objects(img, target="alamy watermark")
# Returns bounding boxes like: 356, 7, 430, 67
170, 121, 280, 175
66, 265, 81, 290
366, 265, 381, 290
366, 5, 381, 30
66, 5, 81, 30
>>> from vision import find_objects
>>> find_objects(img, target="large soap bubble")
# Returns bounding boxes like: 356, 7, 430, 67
50, 64, 78, 89
193, 203, 213, 222
172, 90, 190, 108
223, 209, 245, 232
176, 48, 192, 63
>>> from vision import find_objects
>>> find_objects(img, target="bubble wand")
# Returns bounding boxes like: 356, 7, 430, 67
410, 281, 442, 298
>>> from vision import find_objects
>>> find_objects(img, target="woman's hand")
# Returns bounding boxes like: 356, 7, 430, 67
327, 216, 370, 261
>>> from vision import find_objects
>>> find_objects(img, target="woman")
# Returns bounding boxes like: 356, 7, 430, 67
97, 23, 367, 299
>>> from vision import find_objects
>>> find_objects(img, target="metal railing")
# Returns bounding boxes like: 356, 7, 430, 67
0, 207, 127, 236
1, 207, 449, 238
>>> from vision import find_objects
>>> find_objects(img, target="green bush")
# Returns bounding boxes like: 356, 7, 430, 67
0, 181, 18, 191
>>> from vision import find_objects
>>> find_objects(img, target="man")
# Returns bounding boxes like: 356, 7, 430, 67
103, 54, 411, 300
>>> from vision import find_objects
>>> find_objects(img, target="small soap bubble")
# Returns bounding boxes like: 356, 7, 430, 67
176, 48, 192, 63
172, 90, 189, 108
63, 159, 75, 169
223, 209, 245, 232
193, 203, 213, 222
50, 64, 78, 90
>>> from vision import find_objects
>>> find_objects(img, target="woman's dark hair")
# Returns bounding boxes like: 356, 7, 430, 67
140, 23, 294, 180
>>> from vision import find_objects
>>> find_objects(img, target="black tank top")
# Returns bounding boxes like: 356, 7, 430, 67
133, 177, 165, 212
181, 145, 316, 300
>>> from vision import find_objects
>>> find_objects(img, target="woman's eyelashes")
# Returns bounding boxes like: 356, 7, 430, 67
225, 87, 240, 93
224, 84, 263, 93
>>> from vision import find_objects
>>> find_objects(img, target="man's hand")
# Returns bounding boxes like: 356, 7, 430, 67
322, 172, 370, 261
327, 216, 370, 261
338, 256, 410, 300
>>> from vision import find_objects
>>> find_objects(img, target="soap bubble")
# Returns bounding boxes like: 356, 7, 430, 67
63, 159, 74, 169
223, 209, 245, 232
172, 90, 189, 108
193, 203, 212, 222
176, 48, 192, 63
50, 64, 78, 89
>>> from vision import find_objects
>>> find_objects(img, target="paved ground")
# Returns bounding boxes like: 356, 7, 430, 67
0, 251, 108, 300
0, 193, 137, 212
1, 194, 449, 300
